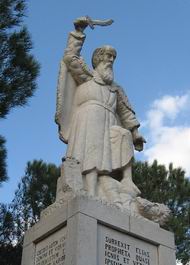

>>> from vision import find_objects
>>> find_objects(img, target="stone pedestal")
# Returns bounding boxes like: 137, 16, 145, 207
21, 196, 176, 265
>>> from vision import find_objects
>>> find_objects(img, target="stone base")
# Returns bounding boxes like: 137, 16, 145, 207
21, 196, 176, 265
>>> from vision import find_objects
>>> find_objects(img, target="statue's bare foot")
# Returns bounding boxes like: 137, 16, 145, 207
120, 178, 141, 198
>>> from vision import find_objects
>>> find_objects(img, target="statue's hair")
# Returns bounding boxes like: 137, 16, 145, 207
92, 45, 117, 69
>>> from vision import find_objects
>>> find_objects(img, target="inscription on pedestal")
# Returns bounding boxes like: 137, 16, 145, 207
98, 225, 158, 265
34, 226, 66, 265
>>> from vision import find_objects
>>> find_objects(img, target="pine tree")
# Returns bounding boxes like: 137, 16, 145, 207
0, 160, 60, 265
0, 0, 40, 188
1, 160, 189, 264
0, 204, 14, 244
0, 0, 40, 118
0, 136, 7, 184
0, 204, 22, 265
11, 160, 60, 241
133, 160, 190, 264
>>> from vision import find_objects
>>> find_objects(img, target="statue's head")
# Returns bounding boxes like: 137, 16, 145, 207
92, 45, 116, 84
92, 45, 117, 69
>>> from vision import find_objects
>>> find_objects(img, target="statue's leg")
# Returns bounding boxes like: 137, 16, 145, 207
121, 160, 141, 198
98, 175, 122, 207
85, 169, 97, 196
110, 126, 137, 197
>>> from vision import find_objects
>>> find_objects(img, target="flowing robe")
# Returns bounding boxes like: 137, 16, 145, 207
62, 31, 140, 175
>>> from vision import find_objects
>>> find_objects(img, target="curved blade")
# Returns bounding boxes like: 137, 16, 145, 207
91, 19, 114, 26
86, 16, 114, 29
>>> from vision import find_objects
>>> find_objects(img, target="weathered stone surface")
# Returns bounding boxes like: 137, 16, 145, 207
35, 227, 67, 265
158, 245, 176, 265
21, 243, 34, 265
55, 16, 143, 199
98, 224, 159, 265
135, 197, 171, 225
65, 213, 97, 265
54, 17, 170, 225
56, 158, 84, 202
21, 196, 176, 265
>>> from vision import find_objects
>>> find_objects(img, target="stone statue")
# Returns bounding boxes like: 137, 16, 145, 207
54, 17, 170, 225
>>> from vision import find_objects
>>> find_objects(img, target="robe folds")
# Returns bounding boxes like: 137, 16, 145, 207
57, 30, 140, 174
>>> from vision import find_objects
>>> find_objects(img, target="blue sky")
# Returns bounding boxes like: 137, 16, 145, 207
1, 0, 190, 203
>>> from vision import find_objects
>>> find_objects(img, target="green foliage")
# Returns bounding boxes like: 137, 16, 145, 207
1, 159, 189, 264
0, 204, 22, 265
0, 0, 40, 118
0, 160, 60, 264
0, 204, 14, 244
0, 203, 21, 265
133, 160, 190, 264
0, 244, 22, 265
0, 0, 25, 29
0, 1, 40, 263
0, 136, 7, 184
11, 160, 60, 241
0, 0, 40, 192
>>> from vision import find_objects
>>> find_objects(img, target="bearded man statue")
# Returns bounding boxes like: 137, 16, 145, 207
55, 17, 146, 206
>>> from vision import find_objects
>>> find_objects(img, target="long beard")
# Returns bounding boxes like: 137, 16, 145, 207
98, 64, 114, 85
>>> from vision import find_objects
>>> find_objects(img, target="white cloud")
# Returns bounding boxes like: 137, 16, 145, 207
147, 94, 189, 130
143, 92, 190, 177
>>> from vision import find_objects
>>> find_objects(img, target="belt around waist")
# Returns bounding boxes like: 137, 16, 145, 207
78, 100, 115, 115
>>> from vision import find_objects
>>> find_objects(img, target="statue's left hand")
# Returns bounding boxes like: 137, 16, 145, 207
132, 129, 146, 152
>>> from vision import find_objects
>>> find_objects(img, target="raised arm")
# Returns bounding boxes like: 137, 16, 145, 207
63, 17, 93, 85
63, 16, 114, 85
